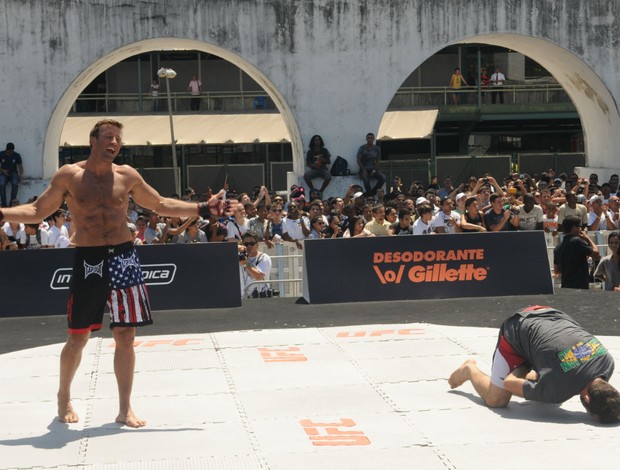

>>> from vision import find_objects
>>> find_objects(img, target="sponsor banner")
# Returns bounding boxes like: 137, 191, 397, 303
1, 243, 241, 317
303, 231, 553, 304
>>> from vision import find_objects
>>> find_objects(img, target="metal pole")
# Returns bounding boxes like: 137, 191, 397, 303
137, 55, 143, 113
477, 47, 482, 111
165, 77, 180, 196
265, 143, 270, 188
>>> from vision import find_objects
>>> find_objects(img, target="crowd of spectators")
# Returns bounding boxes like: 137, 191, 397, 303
5, 166, 620, 291
1, 202, 71, 250
6, 169, 620, 248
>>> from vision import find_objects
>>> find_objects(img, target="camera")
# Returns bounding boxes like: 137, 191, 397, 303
238, 251, 248, 261
251, 287, 280, 298
483, 178, 489, 184
510, 206, 520, 216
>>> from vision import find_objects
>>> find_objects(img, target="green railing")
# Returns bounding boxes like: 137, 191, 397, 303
71, 91, 276, 114
388, 83, 572, 109
70, 83, 572, 115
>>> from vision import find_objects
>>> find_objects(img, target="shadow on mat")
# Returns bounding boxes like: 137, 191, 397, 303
0, 419, 202, 450
448, 390, 609, 426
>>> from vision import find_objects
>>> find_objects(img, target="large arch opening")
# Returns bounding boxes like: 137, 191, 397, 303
377, 33, 620, 186
464, 34, 619, 167
43, 38, 302, 189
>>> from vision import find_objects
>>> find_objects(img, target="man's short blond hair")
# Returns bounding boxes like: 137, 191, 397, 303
89, 119, 123, 139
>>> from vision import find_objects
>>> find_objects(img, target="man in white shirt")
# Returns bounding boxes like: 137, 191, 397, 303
490, 67, 506, 104
517, 193, 544, 231
412, 203, 435, 235
282, 201, 310, 249
433, 197, 461, 234
239, 231, 272, 299
587, 195, 615, 232
47, 209, 70, 247
606, 196, 620, 229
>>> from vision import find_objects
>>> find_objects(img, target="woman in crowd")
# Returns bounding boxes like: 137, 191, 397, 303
467, 176, 478, 193
594, 231, 620, 291
325, 212, 343, 238
265, 203, 284, 248
342, 216, 374, 238
308, 215, 326, 239
226, 204, 248, 243
134, 216, 148, 243
459, 196, 487, 232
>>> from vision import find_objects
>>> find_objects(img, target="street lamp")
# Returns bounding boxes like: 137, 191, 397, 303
157, 67, 180, 196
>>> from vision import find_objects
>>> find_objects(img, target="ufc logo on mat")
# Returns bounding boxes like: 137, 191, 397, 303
258, 346, 308, 363
336, 328, 424, 338
300, 418, 371, 446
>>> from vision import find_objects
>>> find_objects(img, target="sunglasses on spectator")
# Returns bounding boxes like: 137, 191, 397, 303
272, 208, 282, 212
243, 241, 257, 246
316, 221, 326, 225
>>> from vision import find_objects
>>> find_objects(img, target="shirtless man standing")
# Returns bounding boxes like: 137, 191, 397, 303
0, 120, 215, 427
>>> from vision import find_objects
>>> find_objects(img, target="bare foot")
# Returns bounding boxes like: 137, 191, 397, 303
116, 408, 146, 428
58, 397, 79, 423
448, 358, 476, 389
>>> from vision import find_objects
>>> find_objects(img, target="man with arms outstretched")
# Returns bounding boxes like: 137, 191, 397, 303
449, 306, 620, 423
0, 120, 217, 427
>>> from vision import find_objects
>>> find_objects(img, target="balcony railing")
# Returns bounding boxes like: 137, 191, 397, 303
388, 83, 573, 109
71, 91, 276, 114
70, 83, 572, 115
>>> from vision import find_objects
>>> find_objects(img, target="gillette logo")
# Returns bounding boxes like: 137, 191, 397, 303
50, 264, 177, 290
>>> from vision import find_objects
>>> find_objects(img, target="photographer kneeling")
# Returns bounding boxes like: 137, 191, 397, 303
238, 231, 273, 299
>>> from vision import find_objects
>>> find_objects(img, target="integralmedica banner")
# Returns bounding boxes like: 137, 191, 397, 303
303, 231, 553, 304
0, 243, 241, 317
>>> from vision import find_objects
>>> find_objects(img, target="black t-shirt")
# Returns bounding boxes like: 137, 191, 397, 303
553, 235, 592, 289
305, 148, 331, 169
462, 210, 484, 232
390, 221, 413, 235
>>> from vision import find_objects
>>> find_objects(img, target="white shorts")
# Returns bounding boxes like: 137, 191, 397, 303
490, 335, 526, 389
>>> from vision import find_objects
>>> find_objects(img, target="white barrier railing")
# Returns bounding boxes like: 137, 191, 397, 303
258, 242, 304, 298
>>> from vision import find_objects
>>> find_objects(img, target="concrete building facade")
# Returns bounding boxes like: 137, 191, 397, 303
2, 0, 620, 197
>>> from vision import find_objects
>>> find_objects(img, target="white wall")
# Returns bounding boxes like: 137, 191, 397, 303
1, 0, 619, 200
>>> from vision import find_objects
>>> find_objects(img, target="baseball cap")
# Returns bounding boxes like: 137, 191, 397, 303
416, 197, 429, 205
455, 192, 467, 202
576, 194, 586, 203
353, 191, 364, 199
589, 195, 602, 203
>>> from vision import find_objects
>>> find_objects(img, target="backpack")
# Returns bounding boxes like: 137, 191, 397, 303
24, 229, 42, 249
330, 156, 350, 176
